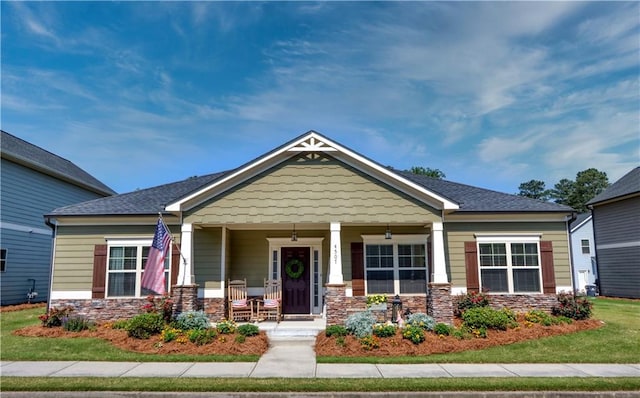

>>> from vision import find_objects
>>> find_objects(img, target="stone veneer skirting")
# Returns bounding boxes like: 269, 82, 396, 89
486, 294, 558, 313
427, 283, 454, 325
50, 288, 559, 325
49, 298, 146, 321
171, 285, 199, 316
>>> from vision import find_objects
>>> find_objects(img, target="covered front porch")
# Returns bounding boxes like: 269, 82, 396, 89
170, 220, 453, 325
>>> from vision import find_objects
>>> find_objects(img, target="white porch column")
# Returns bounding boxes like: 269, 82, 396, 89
177, 223, 194, 285
328, 222, 344, 284
431, 221, 449, 283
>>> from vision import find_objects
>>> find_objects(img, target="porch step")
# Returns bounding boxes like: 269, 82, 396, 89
258, 318, 326, 339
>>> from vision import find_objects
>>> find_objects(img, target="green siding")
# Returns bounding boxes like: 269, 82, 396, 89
185, 155, 440, 225
444, 222, 571, 288
52, 224, 179, 291
193, 227, 222, 287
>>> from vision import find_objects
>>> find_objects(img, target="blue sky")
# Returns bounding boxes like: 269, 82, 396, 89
2, 2, 638, 195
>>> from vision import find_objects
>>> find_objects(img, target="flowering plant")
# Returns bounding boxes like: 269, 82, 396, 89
366, 294, 388, 307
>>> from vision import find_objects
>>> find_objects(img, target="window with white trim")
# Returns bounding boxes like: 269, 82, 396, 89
107, 240, 170, 297
363, 235, 429, 295
581, 239, 590, 254
477, 236, 541, 293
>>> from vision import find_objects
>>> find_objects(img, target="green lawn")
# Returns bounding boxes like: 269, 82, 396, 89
0, 307, 258, 362
2, 377, 640, 392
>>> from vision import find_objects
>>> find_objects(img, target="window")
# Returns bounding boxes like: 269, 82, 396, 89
0, 249, 6, 272
477, 237, 541, 293
581, 239, 590, 254
107, 241, 170, 297
363, 235, 429, 295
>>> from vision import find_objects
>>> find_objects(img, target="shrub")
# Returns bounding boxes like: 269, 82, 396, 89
216, 319, 236, 334
325, 325, 348, 337
39, 306, 74, 328
345, 310, 376, 338
372, 323, 397, 338
525, 310, 562, 326
455, 291, 490, 315
188, 328, 217, 345
434, 322, 452, 336
126, 313, 164, 339
111, 319, 130, 330
552, 292, 593, 320
174, 310, 210, 330
141, 294, 174, 323
235, 334, 246, 344
402, 325, 425, 344
360, 335, 380, 350
406, 313, 436, 331
161, 326, 181, 343
237, 324, 259, 337
62, 316, 95, 332
462, 307, 517, 331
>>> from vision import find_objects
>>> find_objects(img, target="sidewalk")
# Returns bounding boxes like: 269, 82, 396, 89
2, 359, 639, 378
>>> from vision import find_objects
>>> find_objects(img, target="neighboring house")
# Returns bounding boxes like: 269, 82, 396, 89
569, 213, 597, 293
587, 167, 640, 299
0, 130, 116, 305
46, 131, 574, 324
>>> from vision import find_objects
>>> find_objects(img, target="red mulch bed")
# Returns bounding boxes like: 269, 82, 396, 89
315, 318, 603, 357
13, 324, 269, 356
1, 303, 46, 313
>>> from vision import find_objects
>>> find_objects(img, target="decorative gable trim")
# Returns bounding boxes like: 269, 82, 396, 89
166, 131, 459, 212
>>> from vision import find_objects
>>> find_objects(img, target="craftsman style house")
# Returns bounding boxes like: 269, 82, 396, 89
46, 131, 574, 324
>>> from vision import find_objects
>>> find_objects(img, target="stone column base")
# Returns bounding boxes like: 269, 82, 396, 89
324, 284, 347, 326
171, 284, 199, 316
427, 283, 453, 325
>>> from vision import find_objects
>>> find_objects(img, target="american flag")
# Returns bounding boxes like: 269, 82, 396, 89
141, 219, 172, 295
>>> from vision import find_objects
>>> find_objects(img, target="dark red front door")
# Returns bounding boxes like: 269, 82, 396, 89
281, 247, 310, 314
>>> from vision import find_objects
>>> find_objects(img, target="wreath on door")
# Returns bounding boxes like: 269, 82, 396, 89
285, 258, 305, 279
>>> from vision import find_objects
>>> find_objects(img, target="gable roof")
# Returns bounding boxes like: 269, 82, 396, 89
47, 131, 573, 217
570, 213, 592, 233
1, 130, 116, 196
165, 131, 460, 212
587, 167, 640, 206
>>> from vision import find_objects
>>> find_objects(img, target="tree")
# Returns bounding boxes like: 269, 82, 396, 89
550, 178, 575, 207
517, 179, 550, 201
550, 168, 609, 212
571, 168, 609, 212
408, 166, 446, 179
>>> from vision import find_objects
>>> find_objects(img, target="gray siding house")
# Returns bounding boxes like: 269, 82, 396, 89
1, 130, 116, 305
587, 167, 640, 299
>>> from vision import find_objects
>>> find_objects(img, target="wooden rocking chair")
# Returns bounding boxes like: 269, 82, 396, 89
227, 279, 254, 322
257, 278, 282, 322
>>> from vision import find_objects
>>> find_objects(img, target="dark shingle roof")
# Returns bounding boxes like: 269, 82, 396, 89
49, 167, 572, 216
587, 167, 640, 206
395, 170, 573, 212
1, 130, 116, 196
48, 172, 227, 216
570, 213, 591, 231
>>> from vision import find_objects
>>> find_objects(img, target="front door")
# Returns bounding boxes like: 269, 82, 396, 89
281, 247, 310, 314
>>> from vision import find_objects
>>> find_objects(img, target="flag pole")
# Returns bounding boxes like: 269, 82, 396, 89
158, 212, 188, 283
